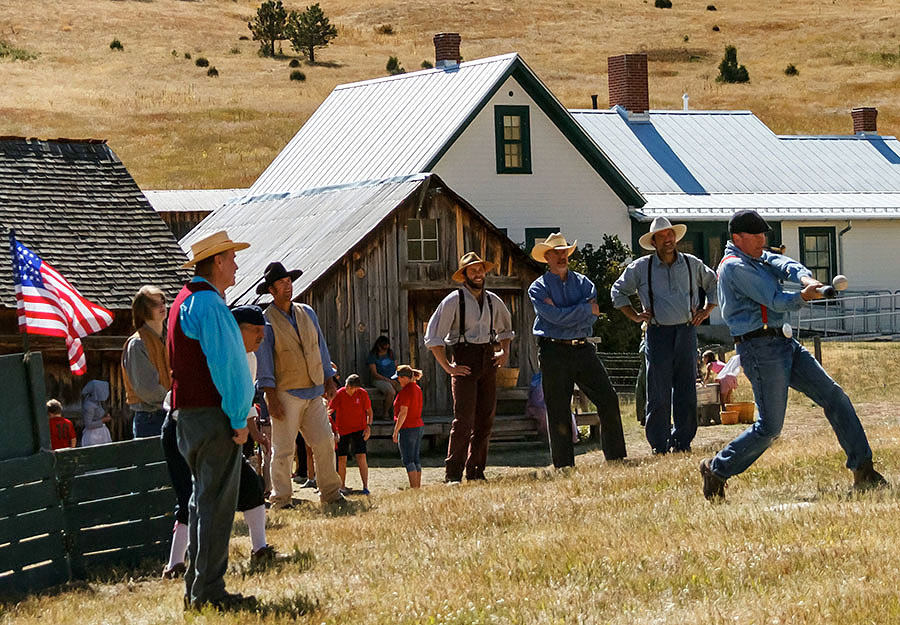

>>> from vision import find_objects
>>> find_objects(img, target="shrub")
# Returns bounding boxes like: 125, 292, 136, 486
655, 0, 672, 8
171, 49, 177, 57
207, 66, 219, 77
229, 46, 240, 54
712, 25, 720, 31
784, 63, 799, 76
184, 51, 192, 59
290, 69, 306, 81
374, 24, 394, 35
195, 56, 209, 67
716, 45, 749, 83
109, 38, 123, 51
707, 4, 716, 9
0, 40, 37, 61
386, 55, 405, 75
289, 58, 300, 67
683, 35, 689, 42
421, 59, 433, 69
239, 35, 250, 40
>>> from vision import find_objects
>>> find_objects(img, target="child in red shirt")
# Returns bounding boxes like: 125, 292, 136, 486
328, 374, 373, 495
392, 365, 424, 489
47, 399, 76, 450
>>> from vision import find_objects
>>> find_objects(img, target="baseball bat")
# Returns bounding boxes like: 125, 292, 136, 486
816, 275, 849, 299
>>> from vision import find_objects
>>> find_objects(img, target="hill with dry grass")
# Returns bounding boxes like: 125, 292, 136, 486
1, 0, 898, 189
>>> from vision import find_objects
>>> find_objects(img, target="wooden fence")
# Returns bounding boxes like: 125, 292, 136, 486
0, 438, 173, 595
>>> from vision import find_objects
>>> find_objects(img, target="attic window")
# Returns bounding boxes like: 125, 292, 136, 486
407, 218, 439, 262
494, 105, 532, 174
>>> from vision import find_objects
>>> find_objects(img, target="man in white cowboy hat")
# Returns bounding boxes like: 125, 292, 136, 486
610, 217, 718, 454
528, 233, 627, 468
254, 261, 346, 508
425, 251, 514, 482
167, 230, 257, 611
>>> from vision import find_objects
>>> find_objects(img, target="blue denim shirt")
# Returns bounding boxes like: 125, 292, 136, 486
718, 241, 812, 337
529, 271, 598, 339
179, 278, 254, 429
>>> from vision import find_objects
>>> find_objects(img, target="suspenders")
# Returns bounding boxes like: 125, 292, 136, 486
457, 288, 494, 345
646, 253, 695, 324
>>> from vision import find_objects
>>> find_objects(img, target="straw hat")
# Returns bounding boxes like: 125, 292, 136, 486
182, 230, 250, 268
638, 217, 687, 251
531, 233, 577, 263
452, 251, 495, 283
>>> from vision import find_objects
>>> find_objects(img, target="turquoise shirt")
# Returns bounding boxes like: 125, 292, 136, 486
178, 277, 253, 429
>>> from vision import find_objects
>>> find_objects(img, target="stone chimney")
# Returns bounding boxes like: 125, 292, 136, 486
608, 53, 649, 114
851, 107, 877, 134
434, 33, 461, 68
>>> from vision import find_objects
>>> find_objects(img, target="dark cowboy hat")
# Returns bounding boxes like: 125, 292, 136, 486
255, 261, 303, 295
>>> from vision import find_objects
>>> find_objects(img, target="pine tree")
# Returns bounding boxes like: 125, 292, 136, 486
716, 45, 749, 83
285, 3, 337, 63
248, 0, 287, 58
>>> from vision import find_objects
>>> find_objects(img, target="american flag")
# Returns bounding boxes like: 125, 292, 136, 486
9, 231, 114, 375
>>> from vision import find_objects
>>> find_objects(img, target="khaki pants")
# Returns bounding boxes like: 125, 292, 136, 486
270, 392, 341, 504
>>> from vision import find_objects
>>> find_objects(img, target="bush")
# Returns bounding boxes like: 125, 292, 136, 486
290, 69, 306, 81
707, 4, 716, 9
716, 45, 749, 83
195, 56, 209, 67
0, 39, 37, 61
289, 58, 300, 67
654, 0, 672, 8
184, 51, 192, 59
421, 59, 433, 69
784, 63, 799, 76
207, 66, 219, 77
374, 24, 394, 35
171, 49, 177, 57
683, 35, 689, 42
712, 25, 720, 31
109, 38, 123, 51
229, 46, 240, 54
386, 55, 405, 75
239, 35, 250, 40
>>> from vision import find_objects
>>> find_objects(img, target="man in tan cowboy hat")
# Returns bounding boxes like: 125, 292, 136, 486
425, 251, 514, 483
254, 261, 346, 509
528, 233, 627, 468
610, 216, 717, 454
167, 230, 257, 610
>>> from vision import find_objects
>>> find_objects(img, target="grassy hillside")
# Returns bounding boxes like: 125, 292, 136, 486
1, 0, 899, 189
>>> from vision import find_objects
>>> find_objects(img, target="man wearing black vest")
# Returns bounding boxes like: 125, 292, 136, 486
611, 217, 718, 454
425, 252, 514, 483
167, 230, 256, 611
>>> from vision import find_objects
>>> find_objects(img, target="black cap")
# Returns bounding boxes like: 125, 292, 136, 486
231, 305, 266, 326
728, 209, 772, 235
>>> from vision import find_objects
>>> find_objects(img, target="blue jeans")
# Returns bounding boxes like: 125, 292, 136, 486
711, 336, 872, 479
645, 324, 698, 453
399, 427, 424, 472
133, 408, 166, 438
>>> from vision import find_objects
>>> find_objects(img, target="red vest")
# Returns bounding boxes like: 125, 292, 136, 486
167, 280, 222, 409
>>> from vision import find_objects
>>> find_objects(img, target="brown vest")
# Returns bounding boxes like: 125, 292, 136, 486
122, 325, 171, 405
264, 303, 325, 391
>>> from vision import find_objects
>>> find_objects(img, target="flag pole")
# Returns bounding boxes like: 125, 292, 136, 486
8, 229, 30, 354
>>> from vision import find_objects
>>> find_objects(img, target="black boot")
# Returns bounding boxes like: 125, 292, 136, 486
852, 459, 889, 492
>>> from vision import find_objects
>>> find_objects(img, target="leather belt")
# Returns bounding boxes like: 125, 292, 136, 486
540, 337, 589, 346
734, 327, 786, 345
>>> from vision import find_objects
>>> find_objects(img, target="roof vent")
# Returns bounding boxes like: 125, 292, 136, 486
434, 33, 461, 69
608, 53, 649, 116
851, 107, 877, 135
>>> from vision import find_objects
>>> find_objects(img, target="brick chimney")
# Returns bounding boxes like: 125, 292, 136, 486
851, 107, 877, 134
608, 53, 649, 115
434, 33, 461, 68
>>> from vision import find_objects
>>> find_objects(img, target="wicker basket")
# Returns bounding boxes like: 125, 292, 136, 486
720, 410, 739, 425
496, 367, 519, 388
726, 402, 756, 423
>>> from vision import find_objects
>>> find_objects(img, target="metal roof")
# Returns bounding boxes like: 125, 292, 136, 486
143, 189, 245, 213
572, 108, 900, 217
181, 175, 429, 305
634, 193, 900, 221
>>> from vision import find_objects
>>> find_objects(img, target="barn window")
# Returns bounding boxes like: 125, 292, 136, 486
407, 218, 439, 262
799, 227, 836, 283
494, 105, 532, 174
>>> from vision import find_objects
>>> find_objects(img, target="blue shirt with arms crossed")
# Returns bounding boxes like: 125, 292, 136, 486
528, 271, 598, 340
717, 241, 812, 337
255, 303, 336, 399
178, 277, 254, 430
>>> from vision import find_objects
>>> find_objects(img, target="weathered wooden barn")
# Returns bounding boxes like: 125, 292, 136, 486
0, 138, 189, 437
143, 188, 244, 240
182, 173, 543, 417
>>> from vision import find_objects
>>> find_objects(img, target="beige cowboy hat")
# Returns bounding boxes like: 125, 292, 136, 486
637, 217, 687, 251
182, 230, 250, 268
452, 251, 496, 283
531, 232, 577, 263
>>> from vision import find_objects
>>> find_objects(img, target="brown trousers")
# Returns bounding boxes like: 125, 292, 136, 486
446, 342, 497, 481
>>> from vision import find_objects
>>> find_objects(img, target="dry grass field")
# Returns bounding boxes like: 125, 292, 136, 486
3, 341, 900, 624
1, 0, 899, 189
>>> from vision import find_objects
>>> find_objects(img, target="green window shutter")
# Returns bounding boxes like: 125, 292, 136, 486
494, 105, 532, 174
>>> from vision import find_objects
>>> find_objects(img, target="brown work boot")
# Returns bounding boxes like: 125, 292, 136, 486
852, 460, 889, 492
699, 458, 727, 502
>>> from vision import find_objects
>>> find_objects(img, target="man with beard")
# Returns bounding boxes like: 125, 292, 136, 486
425, 252, 514, 483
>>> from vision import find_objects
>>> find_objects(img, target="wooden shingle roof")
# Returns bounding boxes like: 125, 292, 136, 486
0, 138, 189, 309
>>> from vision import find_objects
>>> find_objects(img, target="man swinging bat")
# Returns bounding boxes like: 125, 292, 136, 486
699, 210, 888, 501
